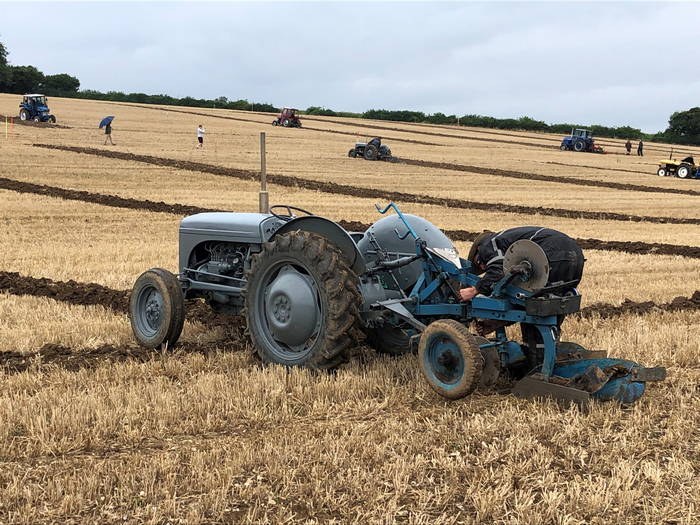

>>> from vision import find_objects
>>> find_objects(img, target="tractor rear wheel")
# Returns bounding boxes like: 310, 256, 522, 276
657, 167, 667, 177
130, 268, 186, 349
282, 118, 290, 127
677, 164, 691, 179
573, 140, 585, 152
365, 325, 412, 356
19, 109, 29, 121
245, 231, 363, 369
418, 319, 483, 400
364, 144, 378, 161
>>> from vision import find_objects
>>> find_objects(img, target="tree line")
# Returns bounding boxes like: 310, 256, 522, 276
1, 38, 699, 145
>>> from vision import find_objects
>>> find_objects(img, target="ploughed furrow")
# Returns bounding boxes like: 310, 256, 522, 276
0, 176, 217, 216
400, 158, 700, 197
2, 272, 699, 354
0, 271, 129, 313
113, 103, 441, 146
4, 173, 700, 261
31, 144, 700, 226
0, 114, 71, 129
0, 339, 244, 375
546, 161, 656, 176
301, 114, 557, 150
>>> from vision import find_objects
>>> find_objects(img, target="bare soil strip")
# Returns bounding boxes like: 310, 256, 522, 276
4, 173, 700, 260
0, 340, 243, 375
544, 161, 651, 176
31, 144, 700, 225
1, 271, 698, 374
0, 114, 70, 129
400, 158, 700, 197
113, 103, 441, 146
2, 272, 699, 326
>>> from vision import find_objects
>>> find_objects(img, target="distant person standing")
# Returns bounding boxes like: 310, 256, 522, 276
104, 122, 114, 145
625, 139, 632, 155
637, 140, 644, 157
197, 124, 206, 148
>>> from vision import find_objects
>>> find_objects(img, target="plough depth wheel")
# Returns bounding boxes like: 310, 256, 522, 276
419, 319, 483, 400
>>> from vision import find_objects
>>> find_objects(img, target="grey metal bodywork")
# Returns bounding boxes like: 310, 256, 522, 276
356, 213, 456, 290
178, 212, 285, 272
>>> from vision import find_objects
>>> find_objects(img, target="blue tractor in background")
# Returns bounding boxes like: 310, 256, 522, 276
19, 94, 56, 123
560, 128, 604, 153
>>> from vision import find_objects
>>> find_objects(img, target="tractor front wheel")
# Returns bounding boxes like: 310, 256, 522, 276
559, 144, 568, 151
418, 320, 483, 400
657, 167, 667, 177
272, 120, 279, 126
48, 115, 56, 124
129, 268, 186, 349
245, 231, 363, 369
19, 109, 29, 121
677, 164, 691, 179
348, 149, 357, 158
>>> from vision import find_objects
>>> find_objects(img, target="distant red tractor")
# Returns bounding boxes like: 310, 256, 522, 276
272, 107, 302, 128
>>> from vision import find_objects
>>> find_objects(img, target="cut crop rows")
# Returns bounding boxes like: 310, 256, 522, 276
31, 144, 700, 226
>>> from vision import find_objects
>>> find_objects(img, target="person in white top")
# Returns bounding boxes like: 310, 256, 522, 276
197, 124, 205, 148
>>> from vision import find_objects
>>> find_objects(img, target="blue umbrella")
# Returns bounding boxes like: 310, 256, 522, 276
99, 116, 115, 129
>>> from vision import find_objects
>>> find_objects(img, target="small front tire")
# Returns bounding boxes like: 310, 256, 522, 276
419, 320, 483, 400
129, 268, 185, 349
657, 167, 667, 177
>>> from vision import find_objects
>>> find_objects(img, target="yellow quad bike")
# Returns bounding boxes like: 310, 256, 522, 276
657, 156, 699, 179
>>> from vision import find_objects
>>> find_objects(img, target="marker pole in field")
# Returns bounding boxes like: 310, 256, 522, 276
4, 116, 7, 139
259, 132, 269, 213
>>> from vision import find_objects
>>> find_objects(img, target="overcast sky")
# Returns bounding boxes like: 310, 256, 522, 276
2, 1, 698, 132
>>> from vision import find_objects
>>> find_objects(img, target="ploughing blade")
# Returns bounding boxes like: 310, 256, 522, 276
512, 374, 591, 406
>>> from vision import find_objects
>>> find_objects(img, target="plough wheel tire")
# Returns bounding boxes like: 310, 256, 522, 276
129, 268, 185, 349
245, 231, 363, 370
365, 326, 411, 356
419, 320, 483, 400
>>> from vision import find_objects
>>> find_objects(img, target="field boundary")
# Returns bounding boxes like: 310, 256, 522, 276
31, 144, 700, 225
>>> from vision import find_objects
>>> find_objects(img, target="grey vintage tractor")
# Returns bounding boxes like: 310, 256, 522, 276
348, 137, 393, 161
130, 204, 665, 404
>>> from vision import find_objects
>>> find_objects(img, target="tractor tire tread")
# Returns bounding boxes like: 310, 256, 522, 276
243, 231, 364, 370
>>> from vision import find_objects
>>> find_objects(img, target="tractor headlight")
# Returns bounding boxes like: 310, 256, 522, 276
430, 247, 461, 267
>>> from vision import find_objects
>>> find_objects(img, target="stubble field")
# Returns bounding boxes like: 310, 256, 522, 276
0, 94, 698, 524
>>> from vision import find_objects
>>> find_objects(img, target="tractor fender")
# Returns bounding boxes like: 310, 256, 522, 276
272, 216, 366, 275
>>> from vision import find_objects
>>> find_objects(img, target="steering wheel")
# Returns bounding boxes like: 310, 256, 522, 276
270, 205, 314, 221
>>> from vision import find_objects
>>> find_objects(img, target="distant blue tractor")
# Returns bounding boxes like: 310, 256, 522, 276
560, 128, 604, 153
19, 94, 56, 123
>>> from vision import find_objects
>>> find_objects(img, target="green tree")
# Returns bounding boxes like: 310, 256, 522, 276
43, 73, 80, 95
665, 107, 700, 144
0, 39, 7, 67
6, 65, 44, 93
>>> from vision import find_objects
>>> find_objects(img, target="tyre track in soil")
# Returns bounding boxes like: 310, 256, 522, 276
111, 103, 441, 146
1, 270, 698, 374
5, 165, 700, 261
398, 158, 700, 197
30, 144, 700, 226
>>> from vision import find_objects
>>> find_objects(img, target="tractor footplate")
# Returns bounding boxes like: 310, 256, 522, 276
512, 375, 591, 406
